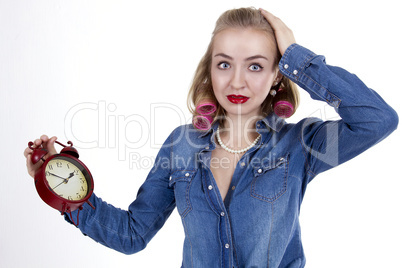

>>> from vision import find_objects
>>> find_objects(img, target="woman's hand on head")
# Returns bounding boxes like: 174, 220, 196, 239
260, 9, 296, 56
24, 135, 58, 178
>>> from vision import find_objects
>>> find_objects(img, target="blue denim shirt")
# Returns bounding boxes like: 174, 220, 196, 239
66, 44, 398, 268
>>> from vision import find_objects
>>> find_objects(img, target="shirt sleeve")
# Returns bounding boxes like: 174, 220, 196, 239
64, 129, 176, 254
279, 44, 398, 178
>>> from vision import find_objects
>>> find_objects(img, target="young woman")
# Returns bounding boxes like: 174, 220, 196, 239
24, 7, 398, 268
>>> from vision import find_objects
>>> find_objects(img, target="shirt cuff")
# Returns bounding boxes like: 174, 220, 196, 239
278, 43, 341, 108
279, 43, 317, 81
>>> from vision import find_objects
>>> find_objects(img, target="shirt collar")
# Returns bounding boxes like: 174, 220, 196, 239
198, 121, 219, 138
260, 112, 285, 132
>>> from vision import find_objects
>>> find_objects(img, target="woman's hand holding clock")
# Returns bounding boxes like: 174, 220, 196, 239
24, 135, 57, 178
24, 135, 95, 219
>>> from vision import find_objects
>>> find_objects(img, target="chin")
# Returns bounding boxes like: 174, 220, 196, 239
224, 105, 261, 118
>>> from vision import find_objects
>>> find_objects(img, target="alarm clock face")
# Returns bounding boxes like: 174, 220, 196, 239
44, 156, 89, 201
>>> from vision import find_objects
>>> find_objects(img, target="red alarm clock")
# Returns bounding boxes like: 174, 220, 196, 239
28, 140, 95, 226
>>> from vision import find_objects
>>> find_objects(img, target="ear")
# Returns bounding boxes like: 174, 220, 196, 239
273, 72, 283, 87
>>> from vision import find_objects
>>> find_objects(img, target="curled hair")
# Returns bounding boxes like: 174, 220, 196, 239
187, 7, 299, 130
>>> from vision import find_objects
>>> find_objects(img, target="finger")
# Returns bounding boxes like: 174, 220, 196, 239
44, 136, 58, 155
33, 138, 43, 148
32, 135, 50, 148
40, 134, 50, 143
259, 9, 278, 25
23, 146, 33, 158
259, 8, 273, 18
259, 9, 287, 31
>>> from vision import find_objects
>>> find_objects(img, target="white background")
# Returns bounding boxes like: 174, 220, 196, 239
1, 0, 401, 267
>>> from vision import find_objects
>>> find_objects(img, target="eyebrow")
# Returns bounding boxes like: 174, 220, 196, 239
214, 53, 269, 61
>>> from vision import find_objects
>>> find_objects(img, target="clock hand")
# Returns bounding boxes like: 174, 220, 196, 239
52, 172, 74, 190
48, 172, 66, 180
52, 180, 66, 190
62, 172, 75, 184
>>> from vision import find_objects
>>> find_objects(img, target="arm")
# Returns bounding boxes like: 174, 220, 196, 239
24, 132, 176, 255
280, 44, 398, 175
64, 131, 176, 254
260, 9, 398, 176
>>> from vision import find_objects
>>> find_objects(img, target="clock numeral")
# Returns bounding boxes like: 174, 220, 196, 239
79, 177, 85, 184
48, 165, 53, 170
74, 170, 79, 175
80, 186, 85, 192
76, 193, 82, 199
67, 164, 70, 169
56, 162, 62, 168
45, 171, 50, 177
68, 196, 73, 200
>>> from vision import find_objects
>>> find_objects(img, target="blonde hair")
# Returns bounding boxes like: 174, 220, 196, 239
187, 7, 299, 130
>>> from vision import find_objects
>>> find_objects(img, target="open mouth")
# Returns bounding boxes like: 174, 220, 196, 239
227, 95, 249, 104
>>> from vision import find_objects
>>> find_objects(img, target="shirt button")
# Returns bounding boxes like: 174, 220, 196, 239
185, 173, 190, 177
208, 185, 213, 190
231, 186, 236, 191
284, 64, 289, 69
293, 70, 298, 75
205, 146, 209, 150
225, 244, 230, 249
257, 168, 263, 174
240, 162, 245, 167
220, 212, 225, 217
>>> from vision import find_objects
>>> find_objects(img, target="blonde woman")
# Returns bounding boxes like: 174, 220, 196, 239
24, 7, 398, 268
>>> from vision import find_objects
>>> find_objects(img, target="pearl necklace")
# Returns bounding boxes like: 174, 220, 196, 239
216, 126, 261, 154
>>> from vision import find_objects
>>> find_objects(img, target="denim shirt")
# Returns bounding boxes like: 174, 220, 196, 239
66, 44, 398, 268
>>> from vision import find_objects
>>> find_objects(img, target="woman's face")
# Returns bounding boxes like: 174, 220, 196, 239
211, 28, 280, 120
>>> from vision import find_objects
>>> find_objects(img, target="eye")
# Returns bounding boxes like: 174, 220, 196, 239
218, 62, 230, 70
249, 63, 263, 72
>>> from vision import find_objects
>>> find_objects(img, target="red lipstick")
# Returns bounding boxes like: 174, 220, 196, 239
227, 94, 249, 104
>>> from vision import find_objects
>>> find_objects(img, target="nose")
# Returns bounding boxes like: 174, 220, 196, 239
230, 67, 246, 90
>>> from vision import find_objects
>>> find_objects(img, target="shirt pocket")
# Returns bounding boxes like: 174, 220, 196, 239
169, 169, 196, 217
250, 154, 289, 203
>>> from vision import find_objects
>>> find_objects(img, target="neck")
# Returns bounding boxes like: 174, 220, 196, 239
219, 113, 263, 149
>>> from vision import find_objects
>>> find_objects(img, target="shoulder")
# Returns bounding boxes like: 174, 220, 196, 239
163, 124, 210, 150
169, 123, 203, 140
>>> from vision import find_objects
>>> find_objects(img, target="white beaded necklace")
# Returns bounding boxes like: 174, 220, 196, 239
216, 126, 261, 154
